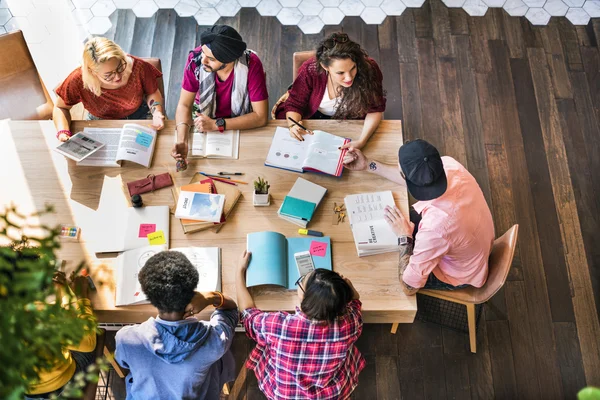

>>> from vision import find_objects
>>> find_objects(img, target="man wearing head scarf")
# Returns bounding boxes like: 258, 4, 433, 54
172, 25, 269, 162
342, 140, 495, 296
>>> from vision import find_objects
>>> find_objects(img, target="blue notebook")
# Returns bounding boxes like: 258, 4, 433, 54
246, 231, 332, 289
280, 196, 316, 221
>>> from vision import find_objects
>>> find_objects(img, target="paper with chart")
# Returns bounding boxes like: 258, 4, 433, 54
344, 191, 400, 256
54, 132, 105, 162
115, 244, 167, 306
189, 129, 240, 159
77, 124, 157, 167
171, 247, 221, 292
265, 127, 349, 176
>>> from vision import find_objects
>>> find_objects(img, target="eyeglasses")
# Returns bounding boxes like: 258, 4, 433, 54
323, 33, 349, 50
102, 61, 126, 82
295, 274, 307, 293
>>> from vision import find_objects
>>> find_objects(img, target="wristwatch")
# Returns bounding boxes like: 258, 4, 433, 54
398, 236, 414, 246
216, 118, 226, 133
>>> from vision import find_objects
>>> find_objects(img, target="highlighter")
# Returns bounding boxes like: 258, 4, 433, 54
298, 229, 324, 237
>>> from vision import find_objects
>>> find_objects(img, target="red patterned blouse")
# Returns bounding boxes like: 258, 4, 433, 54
56, 56, 162, 119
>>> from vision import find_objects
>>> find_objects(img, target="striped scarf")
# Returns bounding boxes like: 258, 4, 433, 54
190, 49, 252, 118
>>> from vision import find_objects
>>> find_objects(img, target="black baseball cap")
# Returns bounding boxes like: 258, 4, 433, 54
398, 139, 447, 201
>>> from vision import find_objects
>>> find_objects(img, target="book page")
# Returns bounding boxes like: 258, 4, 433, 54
54, 132, 105, 162
344, 191, 396, 225
77, 128, 121, 167
246, 232, 288, 288
171, 247, 221, 292
302, 130, 348, 176
264, 126, 310, 173
115, 123, 157, 167
206, 130, 239, 159
115, 244, 167, 306
190, 130, 207, 157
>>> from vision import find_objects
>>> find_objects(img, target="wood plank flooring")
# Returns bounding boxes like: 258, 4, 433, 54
102, 5, 600, 399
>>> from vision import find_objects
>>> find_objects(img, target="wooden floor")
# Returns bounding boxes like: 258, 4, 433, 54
102, 4, 600, 399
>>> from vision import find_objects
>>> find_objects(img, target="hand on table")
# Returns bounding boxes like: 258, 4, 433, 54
237, 250, 251, 276
384, 206, 414, 238
58, 133, 70, 142
194, 112, 216, 132
151, 112, 165, 130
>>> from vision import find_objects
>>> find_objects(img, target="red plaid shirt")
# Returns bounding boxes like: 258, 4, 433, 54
241, 300, 365, 400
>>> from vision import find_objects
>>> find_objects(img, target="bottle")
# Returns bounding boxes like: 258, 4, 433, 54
131, 194, 143, 208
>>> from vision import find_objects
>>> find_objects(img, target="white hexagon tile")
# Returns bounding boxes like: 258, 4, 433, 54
132, 0, 159, 16
195, 7, 221, 23
319, 6, 345, 23
298, 15, 324, 33
525, 7, 551, 23
114, 0, 139, 8
90, 0, 116, 17
299, 0, 324, 15
280, 0, 302, 6
216, 0, 241, 16
361, 6, 386, 23
503, 0, 528, 15
463, 0, 488, 14
277, 7, 303, 24
381, 0, 407, 13
543, 0, 567, 15
441, 0, 466, 7
256, 0, 282, 15
154, 0, 179, 7
175, 0, 200, 16
338, 0, 365, 15
566, 6, 590, 21
238, 0, 261, 6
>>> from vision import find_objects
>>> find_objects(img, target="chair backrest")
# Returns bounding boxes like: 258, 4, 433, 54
419, 224, 519, 305
82, 328, 106, 400
0, 30, 53, 120
293, 51, 316, 81
140, 57, 165, 104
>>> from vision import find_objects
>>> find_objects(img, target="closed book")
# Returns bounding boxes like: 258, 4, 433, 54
277, 178, 327, 227
280, 196, 316, 221
175, 191, 225, 222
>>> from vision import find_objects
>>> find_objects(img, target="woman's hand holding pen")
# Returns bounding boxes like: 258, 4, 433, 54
289, 123, 313, 141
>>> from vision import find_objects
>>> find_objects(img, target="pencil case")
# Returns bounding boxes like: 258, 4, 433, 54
127, 173, 173, 196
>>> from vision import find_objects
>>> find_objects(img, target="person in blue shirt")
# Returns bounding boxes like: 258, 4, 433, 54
115, 251, 238, 400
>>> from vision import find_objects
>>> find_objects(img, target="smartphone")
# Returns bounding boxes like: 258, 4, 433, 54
294, 251, 315, 277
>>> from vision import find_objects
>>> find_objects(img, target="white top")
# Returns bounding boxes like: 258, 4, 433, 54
317, 87, 339, 116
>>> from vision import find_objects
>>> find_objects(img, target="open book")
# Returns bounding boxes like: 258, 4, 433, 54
77, 123, 157, 167
187, 129, 240, 159
54, 132, 105, 162
345, 191, 400, 257
246, 231, 332, 289
265, 126, 350, 177
115, 246, 221, 306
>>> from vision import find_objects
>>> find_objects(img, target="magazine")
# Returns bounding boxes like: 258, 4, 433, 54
54, 132, 105, 162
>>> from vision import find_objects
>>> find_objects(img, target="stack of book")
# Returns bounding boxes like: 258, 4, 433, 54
344, 191, 401, 257
172, 173, 243, 234
277, 178, 327, 228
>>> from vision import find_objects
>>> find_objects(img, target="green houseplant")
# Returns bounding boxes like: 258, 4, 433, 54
253, 176, 271, 206
0, 205, 104, 399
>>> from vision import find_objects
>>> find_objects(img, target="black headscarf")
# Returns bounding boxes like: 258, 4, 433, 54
200, 25, 247, 64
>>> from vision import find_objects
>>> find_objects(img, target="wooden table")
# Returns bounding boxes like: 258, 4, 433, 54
0, 120, 416, 324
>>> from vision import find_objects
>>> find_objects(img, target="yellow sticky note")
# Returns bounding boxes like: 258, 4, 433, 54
147, 230, 166, 245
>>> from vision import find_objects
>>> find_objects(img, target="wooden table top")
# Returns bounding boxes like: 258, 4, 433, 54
0, 119, 416, 323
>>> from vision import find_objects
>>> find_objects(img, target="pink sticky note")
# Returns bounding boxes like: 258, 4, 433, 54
138, 224, 156, 238
310, 241, 328, 257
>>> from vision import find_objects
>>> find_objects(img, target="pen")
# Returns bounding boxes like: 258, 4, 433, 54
298, 229, 324, 237
219, 172, 244, 175
200, 172, 247, 184
287, 117, 310, 132
200, 172, 237, 186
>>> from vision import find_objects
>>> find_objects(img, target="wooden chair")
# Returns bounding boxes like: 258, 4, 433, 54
82, 328, 106, 400
391, 224, 519, 353
292, 50, 316, 80
0, 30, 54, 120
57, 56, 165, 121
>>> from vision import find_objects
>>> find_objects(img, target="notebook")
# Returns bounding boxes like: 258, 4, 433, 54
246, 231, 332, 289
175, 191, 225, 223
277, 178, 327, 228
280, 197, 315, 221
115, 245, 221, 306
265, 127, 350, 177
344, 191, 400, 257
93, 206, 170, 254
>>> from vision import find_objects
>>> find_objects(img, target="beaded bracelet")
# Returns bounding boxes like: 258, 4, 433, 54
56, 130, 72, 139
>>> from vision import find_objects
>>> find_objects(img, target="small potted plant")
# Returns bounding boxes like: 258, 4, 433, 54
253, 176, 270, 206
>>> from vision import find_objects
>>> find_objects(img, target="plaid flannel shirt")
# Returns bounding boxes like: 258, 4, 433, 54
241, 299, 365, 400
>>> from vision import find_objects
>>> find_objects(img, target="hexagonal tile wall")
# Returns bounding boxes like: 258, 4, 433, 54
0, 8, 11, 25
543, 0, 567, 15
563, 0, 584, 6
277, 7, 303, 24
132, 0, 159, 16
280, 0, 302, 6
175, 0, 199, 16
319, 6, 345, 22
583, 0, 600, 16
566, 6, 590, 21
319, 0, 341, 5
299, 0, 324, 15
523, 0, 545, 7
338, 0, 365, 15
362, 0, 383, 6
198, 0, 220, 7
238, 0, 261, 6
87, 15, 112, 33
401, 0, 426, 7
215, 0, 241, 15
90, 0, 116, 16
463, 0, 488, 14
194, 7, 220, 23
482, 0, 506, 7
297, 15, 324, 33
361, 6, 386, 23
380, 0, 407, 13
441, 0, 465, 8
114, 0, 139, 8
154, 0, 179, 7
525, 7, 551, 23
256, 0, 282, 15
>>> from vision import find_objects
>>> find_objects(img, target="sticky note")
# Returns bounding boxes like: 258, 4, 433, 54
138, 223, 156, 238
309, 241, 328, 257
147, 230, 166, 245
135, 132, 153, 148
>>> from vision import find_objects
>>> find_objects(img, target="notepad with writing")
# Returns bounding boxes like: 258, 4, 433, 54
277, 178, 327, 228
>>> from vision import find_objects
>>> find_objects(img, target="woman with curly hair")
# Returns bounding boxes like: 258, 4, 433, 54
115, 251, 238, 400
275, 32, 386, 149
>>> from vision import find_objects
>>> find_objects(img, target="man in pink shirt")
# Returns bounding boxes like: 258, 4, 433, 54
343, 139, 494, 295
172, 25, 269, 163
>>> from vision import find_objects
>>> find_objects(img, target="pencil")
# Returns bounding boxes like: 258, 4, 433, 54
287, 117, 310, 132
201, 172, 248, 184
200, 172, 237, 186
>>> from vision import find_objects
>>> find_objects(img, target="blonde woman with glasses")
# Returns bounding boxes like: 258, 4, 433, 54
53, 37, 165, 141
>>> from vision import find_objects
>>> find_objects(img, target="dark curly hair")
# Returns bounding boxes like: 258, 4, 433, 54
316, 32, 384, 120
301, 269, 353, 323
138, 251, 198, 313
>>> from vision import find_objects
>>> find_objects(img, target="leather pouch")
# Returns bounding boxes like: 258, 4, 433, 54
127, 173, 173, 196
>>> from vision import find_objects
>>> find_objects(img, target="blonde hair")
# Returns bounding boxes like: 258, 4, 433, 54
81, 37, 127, 97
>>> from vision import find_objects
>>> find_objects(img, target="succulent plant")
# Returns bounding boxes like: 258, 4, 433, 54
254, 177, 270, 195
